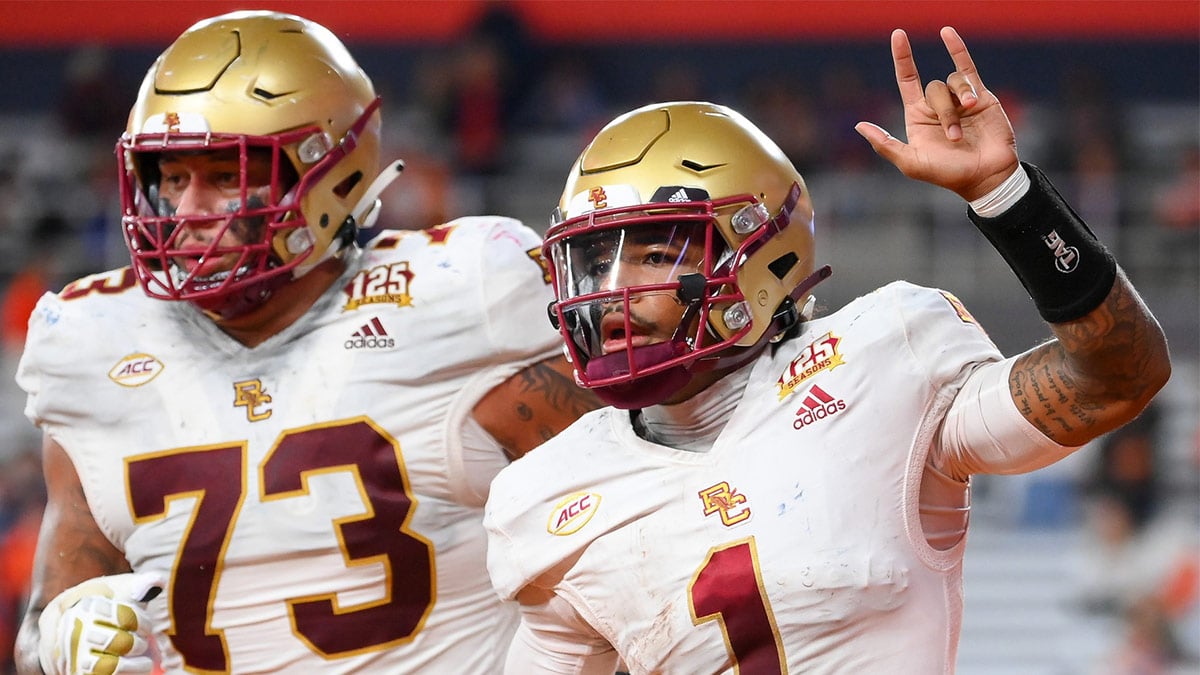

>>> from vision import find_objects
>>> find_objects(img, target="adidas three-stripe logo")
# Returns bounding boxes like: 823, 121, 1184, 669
344, 316, 396, 350
791, 384, 846, 430
353, 317, 387, 338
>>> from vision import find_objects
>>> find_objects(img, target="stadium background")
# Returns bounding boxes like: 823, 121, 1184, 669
0, 1, 1195, 672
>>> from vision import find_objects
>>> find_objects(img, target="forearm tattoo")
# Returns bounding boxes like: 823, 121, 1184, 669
1011, 274, 1165, 440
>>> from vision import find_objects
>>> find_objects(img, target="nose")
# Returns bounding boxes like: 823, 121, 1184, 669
173, 179, 222, 218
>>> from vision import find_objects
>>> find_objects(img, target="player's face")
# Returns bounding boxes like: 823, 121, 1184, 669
564, 222, 707, 356
155, 148, 276, 278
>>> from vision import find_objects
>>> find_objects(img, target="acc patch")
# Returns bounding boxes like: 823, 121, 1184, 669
547, 491, 601, 536
109, 353, 164, 387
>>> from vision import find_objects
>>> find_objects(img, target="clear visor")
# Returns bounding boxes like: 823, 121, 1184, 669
554, 221, 708, 300
550, 221, 714, 362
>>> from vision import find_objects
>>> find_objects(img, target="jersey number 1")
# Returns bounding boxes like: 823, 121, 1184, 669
689, 537, 786, 674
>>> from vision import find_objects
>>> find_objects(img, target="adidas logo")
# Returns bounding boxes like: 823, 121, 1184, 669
791, 384, 846, 430
344, 317, 396, 350
667, 188, 690, 203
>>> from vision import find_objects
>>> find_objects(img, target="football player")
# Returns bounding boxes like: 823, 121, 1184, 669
483, 27, 1170, 673
14, 11, 599, 675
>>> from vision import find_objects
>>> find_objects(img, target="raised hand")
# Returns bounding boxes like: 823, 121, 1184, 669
855, 26, 1020, 202
37, 572, 163, 675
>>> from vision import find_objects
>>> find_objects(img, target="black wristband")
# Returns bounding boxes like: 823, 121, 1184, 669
967, 162, 1117, 323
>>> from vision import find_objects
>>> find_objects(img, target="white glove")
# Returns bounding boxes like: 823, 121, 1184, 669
37, 572, 164, 675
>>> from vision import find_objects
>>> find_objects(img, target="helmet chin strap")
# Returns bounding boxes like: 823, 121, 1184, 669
192, 270, 292, 321
586, 341, 692, 410
799, 294, 817, 321
293, 160, 407, 277
193, 160, 409, 320
351, 160, 406, 230
586, 281, 711, 409
697, 263, 832, 373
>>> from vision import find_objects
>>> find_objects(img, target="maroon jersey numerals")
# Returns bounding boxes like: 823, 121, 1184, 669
126, 417, 433, 671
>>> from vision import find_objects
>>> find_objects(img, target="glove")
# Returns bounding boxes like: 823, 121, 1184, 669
37, 572, 164, 675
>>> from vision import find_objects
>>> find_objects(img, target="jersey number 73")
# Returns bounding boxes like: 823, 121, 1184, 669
125, 417, 433, 672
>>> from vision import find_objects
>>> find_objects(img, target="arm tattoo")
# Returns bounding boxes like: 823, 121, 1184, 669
477, 359, 602, 456
1011, 274, 1168, 442
511, 361, 599, 419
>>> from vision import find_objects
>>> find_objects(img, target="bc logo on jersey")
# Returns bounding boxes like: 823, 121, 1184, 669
548, 492, 601, 536
776, 332, 846, 401
233, 379, 273, 422
699, 482, 751, 527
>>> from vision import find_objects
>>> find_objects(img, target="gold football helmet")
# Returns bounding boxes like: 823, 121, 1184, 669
118, 10, 398, 317
543, 101, 829, 408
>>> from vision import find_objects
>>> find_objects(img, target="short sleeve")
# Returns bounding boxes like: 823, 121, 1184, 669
893, 284, 1004, 393
476, 218, 560, 359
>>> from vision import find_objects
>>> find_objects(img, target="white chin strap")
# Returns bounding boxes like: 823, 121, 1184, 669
293, 160, 406, 277
350, 160, 406, 231
800, 294, 817, 320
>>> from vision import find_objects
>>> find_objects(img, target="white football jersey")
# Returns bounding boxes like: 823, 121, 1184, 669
19, 217, 559, 673
486, 282, 1003, 675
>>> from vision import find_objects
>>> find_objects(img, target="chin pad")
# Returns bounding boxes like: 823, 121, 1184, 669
585, 341, 691, 409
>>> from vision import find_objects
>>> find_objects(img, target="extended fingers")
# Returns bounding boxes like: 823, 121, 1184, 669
924, 26, 985, 140
890, 28, 926, 106
941, 26, 984, 103
854, 121, 912, 168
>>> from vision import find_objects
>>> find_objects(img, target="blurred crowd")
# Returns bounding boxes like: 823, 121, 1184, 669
0, 8, 1196, 673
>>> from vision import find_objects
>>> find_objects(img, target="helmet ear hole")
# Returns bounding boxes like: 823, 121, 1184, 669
768, 252, 799, 279
333, 171, 364, 199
